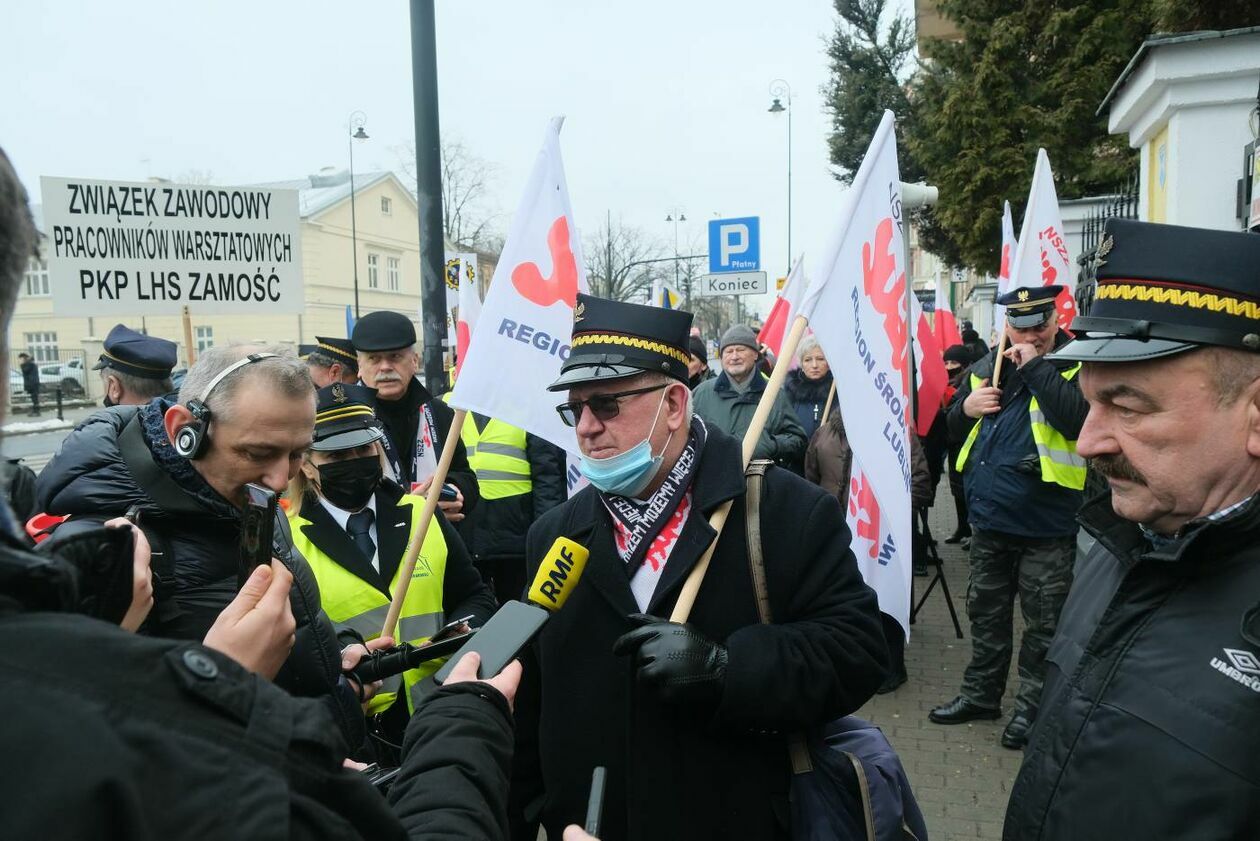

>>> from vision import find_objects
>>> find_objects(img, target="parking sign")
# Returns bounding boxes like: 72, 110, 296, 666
708, 217, 760, 274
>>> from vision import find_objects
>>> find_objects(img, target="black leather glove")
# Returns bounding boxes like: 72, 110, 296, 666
612, 613, 728, 708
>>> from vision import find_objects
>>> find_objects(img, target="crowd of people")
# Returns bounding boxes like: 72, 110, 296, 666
2, 136, 1259, 841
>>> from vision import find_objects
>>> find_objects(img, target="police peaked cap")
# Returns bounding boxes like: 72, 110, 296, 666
1052, 218, 1260, 363
92, 323, 178, 380
548, 293, 694, 391
311, 383, 384, 452
351, 311, 417, 353
998, 285, 1064, 329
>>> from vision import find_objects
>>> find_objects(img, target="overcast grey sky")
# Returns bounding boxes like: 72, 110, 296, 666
3, 0, 910, 319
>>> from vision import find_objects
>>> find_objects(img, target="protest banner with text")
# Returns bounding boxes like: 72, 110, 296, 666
41, 177, 302, 316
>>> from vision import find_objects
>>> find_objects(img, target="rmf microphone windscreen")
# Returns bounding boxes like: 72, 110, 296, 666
527, 536, 590, 611
432, 536, 590, 683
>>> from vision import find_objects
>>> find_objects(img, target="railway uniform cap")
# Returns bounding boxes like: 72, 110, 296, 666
1052, 218, 1260, 362
92, 324, 178, 380
998, 285, 1063, 330
548, 293, 694, 391
311, 383, 384, 452
309, 336, 359, 372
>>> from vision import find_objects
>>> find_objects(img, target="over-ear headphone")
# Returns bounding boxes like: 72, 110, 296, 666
174, 353, 279, 460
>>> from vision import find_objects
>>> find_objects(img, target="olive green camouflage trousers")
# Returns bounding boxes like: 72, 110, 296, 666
959, 528, 1075, 718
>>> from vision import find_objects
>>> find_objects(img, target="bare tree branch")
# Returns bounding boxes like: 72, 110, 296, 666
582, 215, 668, 304
395, 136, 502, 251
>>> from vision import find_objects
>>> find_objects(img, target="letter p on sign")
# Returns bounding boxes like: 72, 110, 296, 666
708, 216, 761, 274
720, 224, 748, 266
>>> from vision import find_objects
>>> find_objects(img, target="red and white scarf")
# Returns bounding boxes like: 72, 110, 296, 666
602, 417, 706, 610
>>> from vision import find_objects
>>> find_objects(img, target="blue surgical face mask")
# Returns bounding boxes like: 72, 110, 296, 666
579, 388, 674, 498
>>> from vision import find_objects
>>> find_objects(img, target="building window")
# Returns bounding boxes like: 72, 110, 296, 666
367, 253, 380, 289
24, 257, 49, 297
195, 326, 214, 352
380, 196, 392, 215
387, 256, 400, 291
24, 332, 58, 362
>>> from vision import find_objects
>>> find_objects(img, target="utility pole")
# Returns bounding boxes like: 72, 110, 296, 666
410, 0, 448, 392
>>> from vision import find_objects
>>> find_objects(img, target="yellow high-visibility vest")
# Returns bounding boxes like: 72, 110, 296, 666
460, 416, 532, 500
955, 364, 1086, 491
291, 494, 449, 715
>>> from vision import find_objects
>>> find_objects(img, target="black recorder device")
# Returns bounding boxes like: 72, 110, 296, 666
433, 536, 590, 683
238, 483, 277, 588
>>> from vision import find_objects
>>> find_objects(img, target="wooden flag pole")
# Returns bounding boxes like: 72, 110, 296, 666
819, 379, 838, 427
381, 407, 467, 639
990, 330, 1010, 390
670, 315, 811, 623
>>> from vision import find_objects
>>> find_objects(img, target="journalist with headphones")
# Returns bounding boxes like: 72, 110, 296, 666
35, 345, 371, 747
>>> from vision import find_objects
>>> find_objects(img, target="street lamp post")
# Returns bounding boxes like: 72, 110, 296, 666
768, 79, 792, 276
348, 111, 369, 319
664, 208, 686, 305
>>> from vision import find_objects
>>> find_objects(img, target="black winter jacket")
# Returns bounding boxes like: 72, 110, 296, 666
510, 425, 889, 841
0, 516, 517, 840
35, 403, 365, 745
1004, 492, 1260, 839
1, 605, 515, 840
783, 369, 836, 441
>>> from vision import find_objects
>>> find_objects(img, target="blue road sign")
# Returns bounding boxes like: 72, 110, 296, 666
708, 217, 760, 274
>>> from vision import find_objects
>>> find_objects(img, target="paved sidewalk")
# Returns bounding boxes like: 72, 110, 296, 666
855, 485, 1025, 840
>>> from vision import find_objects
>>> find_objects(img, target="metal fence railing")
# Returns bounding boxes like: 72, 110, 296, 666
1074, 174, 1140, 319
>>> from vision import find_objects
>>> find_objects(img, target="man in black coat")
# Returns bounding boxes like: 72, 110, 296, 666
352, 310, 479, 523
511, 294, 889, 841
17, 351, 39, 415
1004, 219, 1260, 839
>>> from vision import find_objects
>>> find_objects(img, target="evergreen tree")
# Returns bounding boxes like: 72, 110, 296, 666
825, 0, 1258, 273
824, 0, 960, 262
908, 0, 1151, 272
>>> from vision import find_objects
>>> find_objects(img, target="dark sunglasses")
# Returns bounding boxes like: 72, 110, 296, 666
555, 382, 669, 428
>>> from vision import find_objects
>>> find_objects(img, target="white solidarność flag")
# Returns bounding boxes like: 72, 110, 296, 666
800, 110, 913, 637
993, 200, 1018, 327
1010, 149, 1076, 332
449, 118, 588, 455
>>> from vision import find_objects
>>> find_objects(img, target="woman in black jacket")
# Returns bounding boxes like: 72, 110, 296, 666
784, 336, 837, 440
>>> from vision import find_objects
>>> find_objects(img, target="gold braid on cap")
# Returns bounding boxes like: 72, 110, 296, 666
100, 349, 171, 372
315, 405, 375, 423
1096, 281, 1260, 320
317, 342, 357, 363
570, 333, 689, 365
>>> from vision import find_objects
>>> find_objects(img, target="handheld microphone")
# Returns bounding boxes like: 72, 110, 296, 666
433, 536, 590, 682
526, 536, 589, 611
349, 629, 478, 685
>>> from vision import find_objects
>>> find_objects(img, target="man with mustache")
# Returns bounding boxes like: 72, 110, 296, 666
351, 311, 478, 524
1003, 219, 1260, 839
929, 284, 1089, 750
